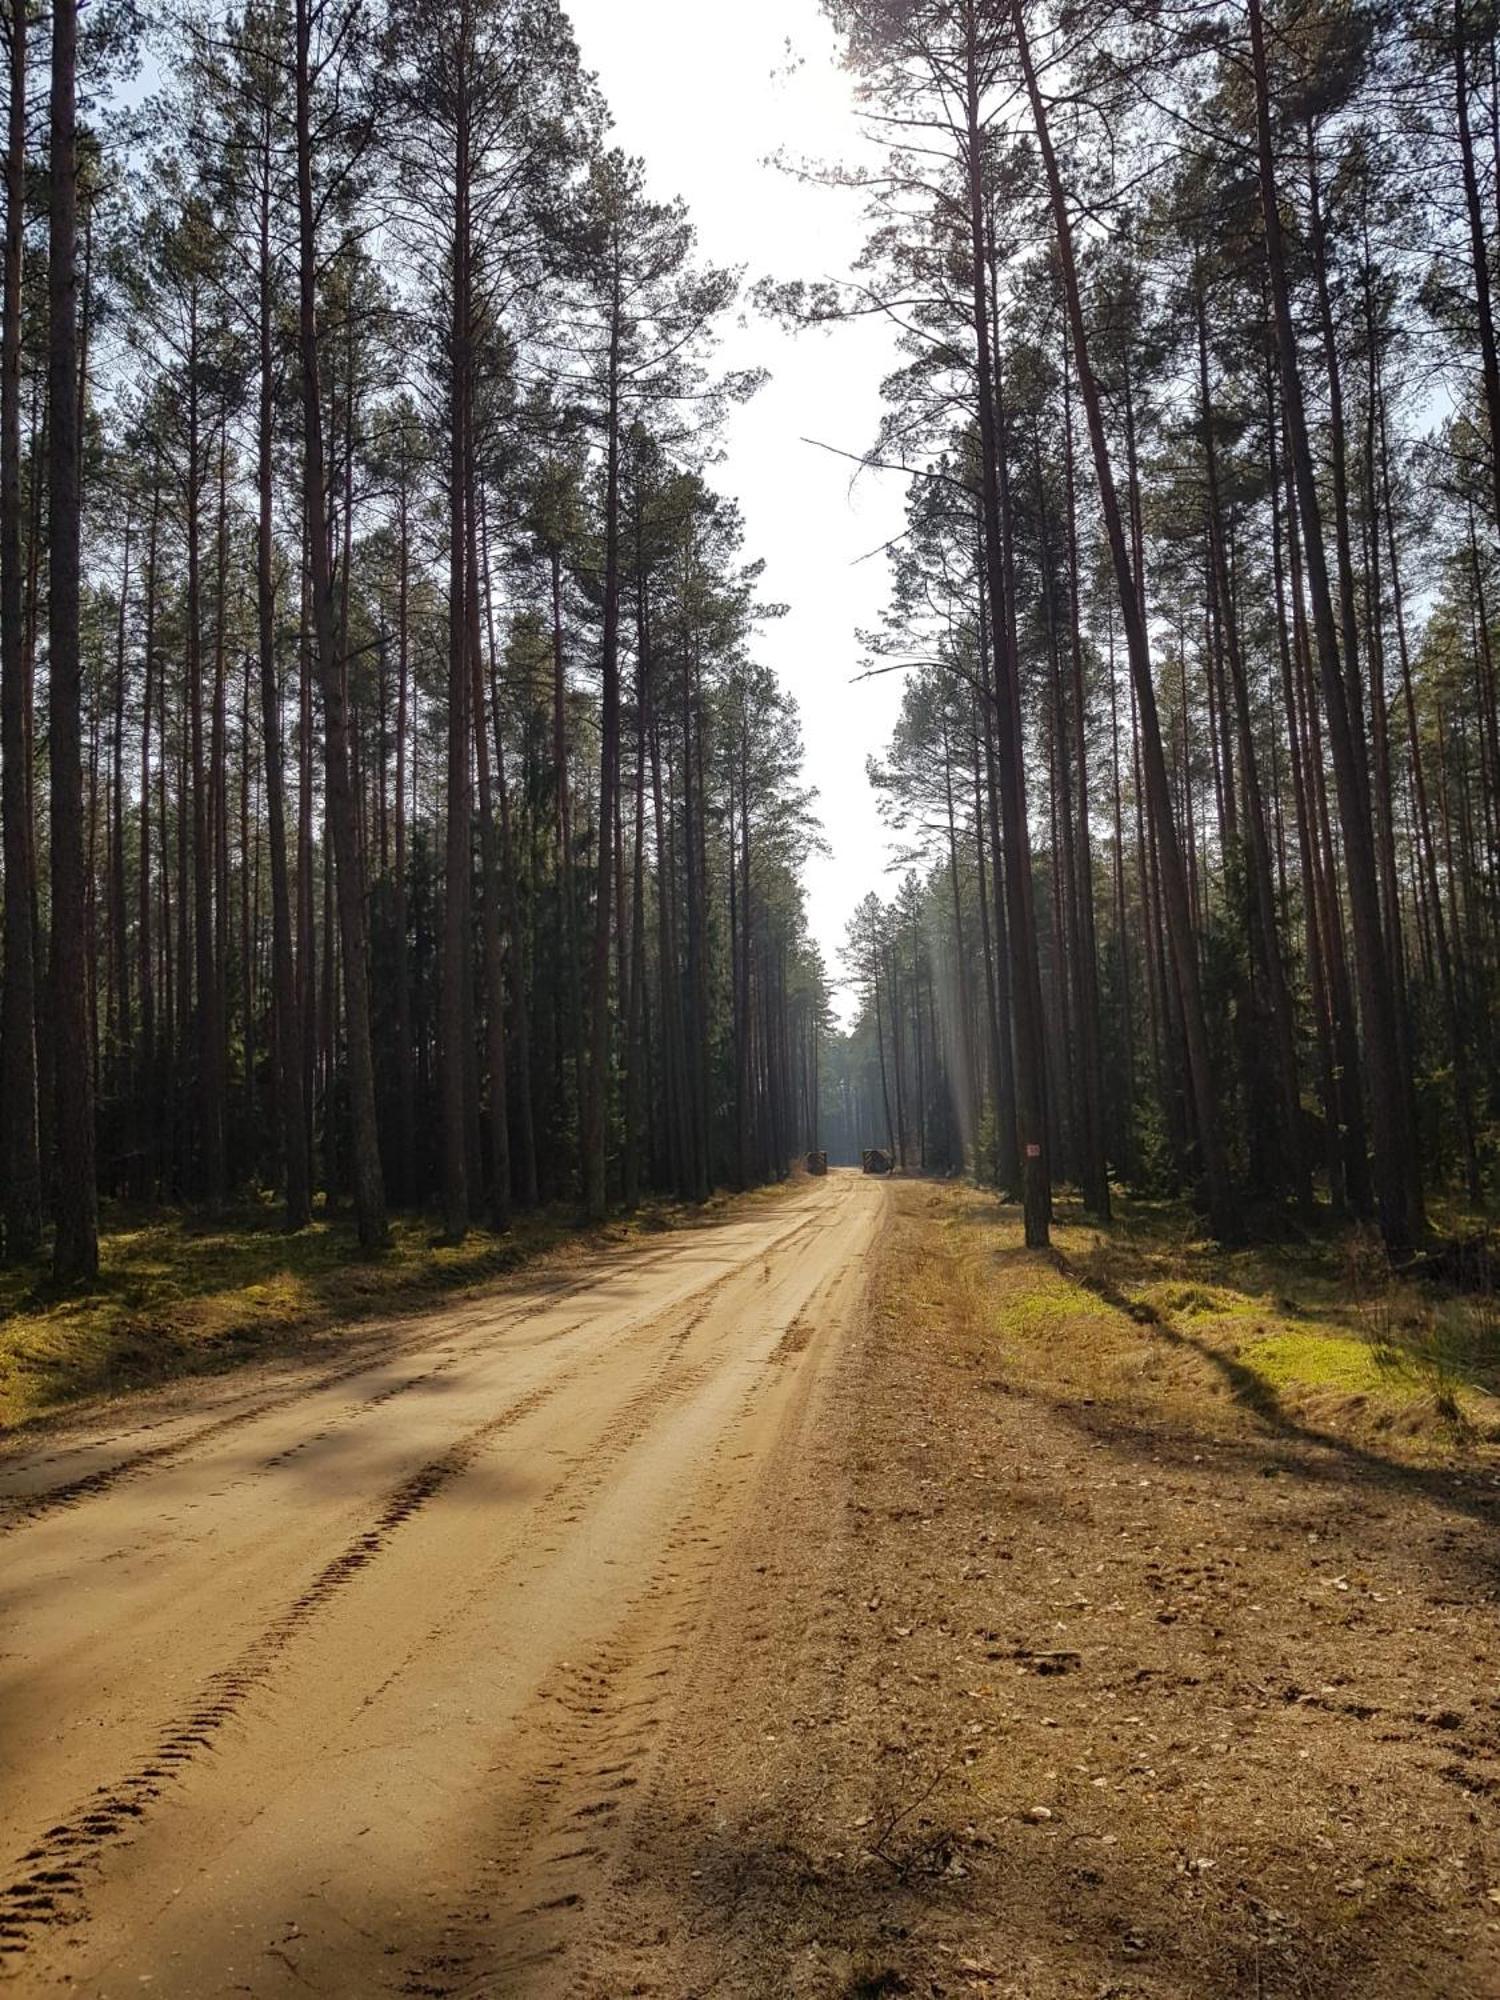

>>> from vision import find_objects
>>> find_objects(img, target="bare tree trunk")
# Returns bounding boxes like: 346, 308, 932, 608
1248, 0, 1419, 1253
733, 736, 754, 1188
623, 571, 650, 1210
259, 119, 310, 1229
293, 0, 385, 1248
583, 260, 623, 1221
47, 0, 97, 1280
1197, 283, 1307, 1209
439, 54, 473, 1242
468, 455, 510, 1231
1, 0, 41, 1260
392, 462, 416, 1201
184, 295, 223, 1204
107, 505, 132, 1128
1061, 340, 1109, 1217
138, 464, 160, 1194
681, 608, 710, 1200
873, 955, 896, 1159
1378, 377, 1478, 1199
297, 569, 316, 1189
964, 26, 1049, 1242
941, 719, 981, 1165
1014, 0, 1232, 1236
479, 486, 536, 1208
1266, 355, 1340, 1203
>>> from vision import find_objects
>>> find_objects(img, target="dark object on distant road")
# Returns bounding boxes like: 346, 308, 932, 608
806, 1150, 828, 1176
861, 1148, 892, 1176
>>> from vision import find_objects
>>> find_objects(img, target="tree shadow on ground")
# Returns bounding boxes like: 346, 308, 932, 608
1044, 1238, 1500, 1547
0, 1190, 770, 1429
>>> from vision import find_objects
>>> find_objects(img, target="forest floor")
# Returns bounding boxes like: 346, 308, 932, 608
0, 1181, 796, 1430
2, 1173, 1498, 1997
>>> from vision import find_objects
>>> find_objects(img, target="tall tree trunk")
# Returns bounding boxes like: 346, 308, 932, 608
259, 123, 310, 1229
297, 569, 316, 1190
941, 719, 981, 1165
583, 257, 623, 1221
623, 570, 650, 1210
212, 422, 232, 1179
1378, 376, 1479, 1199
468, 451, 510, 1232
549, 546, 584, 1190
963, 33, 1050, 1242
137, 463, 160, 1194
1266, 354, 1341, 1203
649, 700, 689, 1195
293, 0, 386, 1249
1196, 283, 1307, 1209
1248, 0, 1420, 1254
1, 0, 41, 1260
439, 70, 472, 1242
1014, 0, 1232, 1236
392, 463, 416, 1202
733, 737, 754, 1188
873, 954, 896, 1159
185, 298, 222, 1203
479, 485, 536, 1209
107, 507, 132, 1126
1061, 340, 1109, 1217
47, 0, 97, 1280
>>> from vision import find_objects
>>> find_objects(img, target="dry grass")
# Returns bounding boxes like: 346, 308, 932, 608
854, 1182, 1500, 1485
1043, 1192, 1500, 1452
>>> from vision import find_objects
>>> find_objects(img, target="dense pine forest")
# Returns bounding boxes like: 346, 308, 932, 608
815, 0, 1500, 1257
0, 0, 829, 1282
5, 0, 1500, 1289
9, 12, 1500, 1996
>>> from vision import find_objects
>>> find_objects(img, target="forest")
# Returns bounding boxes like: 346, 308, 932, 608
0, 0, 827, 1286
4, 0, 1500, 1294
817, 0, 1500, 1261
7, 7, 1500, 1991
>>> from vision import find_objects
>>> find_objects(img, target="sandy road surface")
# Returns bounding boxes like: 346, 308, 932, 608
0, 1171, 885, 1997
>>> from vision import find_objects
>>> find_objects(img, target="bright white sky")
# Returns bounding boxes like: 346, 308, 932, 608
565, 0, 907, 1020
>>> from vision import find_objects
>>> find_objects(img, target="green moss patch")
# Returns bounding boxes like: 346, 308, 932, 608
1241, 1328, 1415, 1399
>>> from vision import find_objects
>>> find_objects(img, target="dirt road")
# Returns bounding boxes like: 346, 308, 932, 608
0, 1171, 885, 1997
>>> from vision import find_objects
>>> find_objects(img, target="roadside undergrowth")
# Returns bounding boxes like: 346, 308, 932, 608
1035, 1190, 1500, 1455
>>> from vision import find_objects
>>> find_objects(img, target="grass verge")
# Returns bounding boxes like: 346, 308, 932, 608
1043, 1189, 1500, 1451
